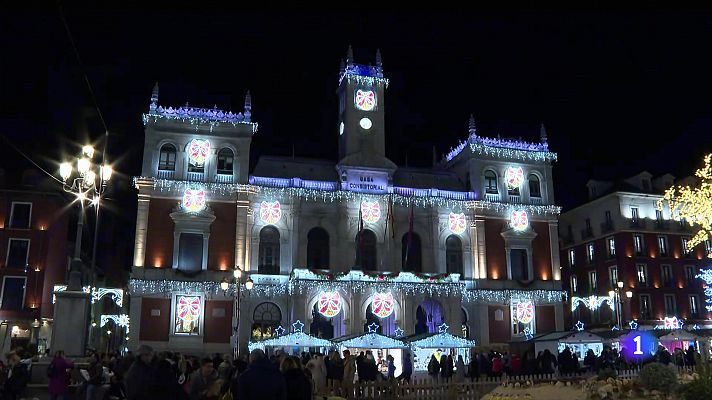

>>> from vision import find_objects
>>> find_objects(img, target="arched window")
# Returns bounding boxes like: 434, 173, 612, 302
401, 232, 422, 272
217, 148, 234, 175
311, 303, 335, 339
258, 226, 280, 274
159, 144, 177, 171
529, 174, 541, 198
415, 298, 444, 335
251, 302, 281, 340
484, 170, 498, 194
446, 235, 463, 275
307, 227, 329, 269
355, 229, 377, 271
364, 304, 382, 334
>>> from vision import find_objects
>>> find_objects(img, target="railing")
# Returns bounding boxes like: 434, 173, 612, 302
508, 194, 521, 203
654, 220, 670, 230
186, 171, 204, 182
215, 173, 233, 183
600, 221, 614, 233
630, 219, 647, 229
157, 169, 175, 179
529, 196, 542, 205
484, 193, 499, 202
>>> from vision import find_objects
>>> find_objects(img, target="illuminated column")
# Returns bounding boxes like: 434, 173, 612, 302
548, 221, 561, 280
288, 200, 301, 273
471, 218, 487, 279
244, 205, 254, 272
235, 195, 249, 269
133, 194, 150, 267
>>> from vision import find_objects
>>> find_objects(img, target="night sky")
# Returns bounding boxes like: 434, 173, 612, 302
3, 6, 712, 272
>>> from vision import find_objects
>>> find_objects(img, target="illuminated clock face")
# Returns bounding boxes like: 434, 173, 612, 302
339, 122, 344, 135
355, 89, 376, 111
359, 117, 372, 130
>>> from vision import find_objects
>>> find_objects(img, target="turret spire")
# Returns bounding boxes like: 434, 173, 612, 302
346, 45, 354, 65
468, 114, 476, 136
244, 91, 252, 122
149, 82, 159, 114
339, 58, 345, 74
540, 123, 548, 144
376, 48, 382, 67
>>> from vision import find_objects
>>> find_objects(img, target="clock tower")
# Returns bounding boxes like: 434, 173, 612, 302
337, 47, 397, 175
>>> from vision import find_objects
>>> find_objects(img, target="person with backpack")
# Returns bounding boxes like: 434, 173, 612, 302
48, 350, 74, 400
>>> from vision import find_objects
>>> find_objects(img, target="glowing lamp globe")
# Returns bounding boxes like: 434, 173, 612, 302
77, 158, 91, 174
100, 165, 113, 181
245, 278, 254, 290
82, 145, 95, 158
84, 170, 96, 186
233, 268, 242, 279
359, 117, 372, 130
59, 162, 72, 181
220, 279, 229, 291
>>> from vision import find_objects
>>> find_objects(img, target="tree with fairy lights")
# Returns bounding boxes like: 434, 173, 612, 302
657, 154, 712, 258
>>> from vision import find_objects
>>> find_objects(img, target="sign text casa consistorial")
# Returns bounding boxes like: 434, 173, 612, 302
344, 170, 388, 194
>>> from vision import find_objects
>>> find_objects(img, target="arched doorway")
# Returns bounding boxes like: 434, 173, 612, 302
415, 298, 444, 334
251, 302, 282, 340
307, 227, 330, 268
355, 229, 377, 271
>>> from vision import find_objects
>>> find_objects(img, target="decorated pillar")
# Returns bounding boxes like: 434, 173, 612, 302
133, 194, 150, 267
472, 218, 487, 279
245, 204, 254, 272
548, 221, 561, 280
235, 195, 249, 269
288, 200, 301, 273
431, 208, 441, 273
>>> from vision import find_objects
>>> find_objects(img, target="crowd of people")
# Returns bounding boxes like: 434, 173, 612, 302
0, 342, 705, 400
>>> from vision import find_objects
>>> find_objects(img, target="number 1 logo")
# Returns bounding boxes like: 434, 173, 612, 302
633, 335, 643, 355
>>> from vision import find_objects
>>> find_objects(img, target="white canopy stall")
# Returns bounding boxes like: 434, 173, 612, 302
333, 332, 408, 376
408, 332, 476, 371
247, 331, 333, 356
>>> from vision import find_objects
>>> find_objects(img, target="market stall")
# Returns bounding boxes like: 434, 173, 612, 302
332, 332, 408, 376
407, 332, 476, 371
533, 331, 613, 361
247, 331, 333, 356
654, 329, 701, 353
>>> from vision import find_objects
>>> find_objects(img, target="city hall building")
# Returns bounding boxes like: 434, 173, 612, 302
128, 50, 566, 355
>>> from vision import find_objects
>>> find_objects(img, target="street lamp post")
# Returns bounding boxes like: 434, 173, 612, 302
59, 145, 112, 290
609, 281, 634, 329
221, 267, 253, 359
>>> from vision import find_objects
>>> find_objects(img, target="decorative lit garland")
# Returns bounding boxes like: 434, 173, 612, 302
317, 291, 343, 318
335, 333, 407, 350
663, 316, 684, 329
470, 143, 557, 163
448, 212, 466, 235
570, 295, 615, 312
510, 210, 529, 231
247, 331, 332, 352
92, 288, 124, 307
411, 332, 475, 349
100, 314, 130, 333
182, 189, 206, 213
505, 166, 524, 189
697, 269, 712, 312
133, 177, 561, 215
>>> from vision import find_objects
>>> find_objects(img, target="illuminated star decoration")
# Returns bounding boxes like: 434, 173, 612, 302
367, 323, 379, 333
292, 320, 304, 333
438, 323, 449, 334
393, 327, 405, 338
274, 326, 285, 336
629, 320, 638, 330
575, 321, 585, 331
692, 324, 701, 330
523, 327, 533, 340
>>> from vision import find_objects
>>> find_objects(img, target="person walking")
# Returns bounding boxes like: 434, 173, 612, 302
386, 355, 395, 380
124, 345, 157, 400
306, 354, 326, 394
236, 349, 286, 400
281, 356, 312, 400
427, 355, 440, 383
48, 350, 74, 400
397, 352, 412, 383
454, 355, 466, 383
342, 350, 357, 399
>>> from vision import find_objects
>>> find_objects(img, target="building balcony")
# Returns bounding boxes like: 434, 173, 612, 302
157, 169, 175, 180
484, 192, 500, 202
581, 227, 594, 240
600, 221, 615, 234
215, 173, 233, 184
630, 219, 646, 229
529, 196, 543, 205
654, 220, 670, 231
186, 171, 204, 182
508, 194, 521, 203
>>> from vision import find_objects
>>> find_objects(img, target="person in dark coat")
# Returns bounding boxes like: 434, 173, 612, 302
398, 352, 413, 383
48, 350, 74, 400
280, 356, 312, 400
3, 352, 29, 400
124, 345, 157, 400
189, 358, 219, 400
538, 349, 557, 374
427, 355, 440, 382
236, 349, 286, 400
86, 352, 104, 400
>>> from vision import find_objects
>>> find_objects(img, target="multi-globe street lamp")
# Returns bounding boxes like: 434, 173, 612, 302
220, 266, 253, 358
58, 145, 112, 290
609, 281, 633, 328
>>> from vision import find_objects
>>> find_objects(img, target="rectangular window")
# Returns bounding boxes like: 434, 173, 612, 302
664, 294, 677, 316
609, 266, 618, 288
589, 270, 597, 292
9, 202, 32, 229
5, 239, 30, 268
655, 210, 663, 221
637, 264, 648, 286
587, 243, 595, 263
661, 264, 673, 287
631, 207, 639, 221
682, 237, 692, 258
689, 295, 700, 317
633, 234, 644, 255
658, 236, 668, 256
568, 249, 575, 267
510, 249, 529, 281
685, 265, 696, 285
706, 240, 712, 256
571, 275, 578, 293
178, 233, 203, 271
640, 294, 652, 319
173, 294, 203, 335
607, 237, 616, 257
0, 277, 26, 310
